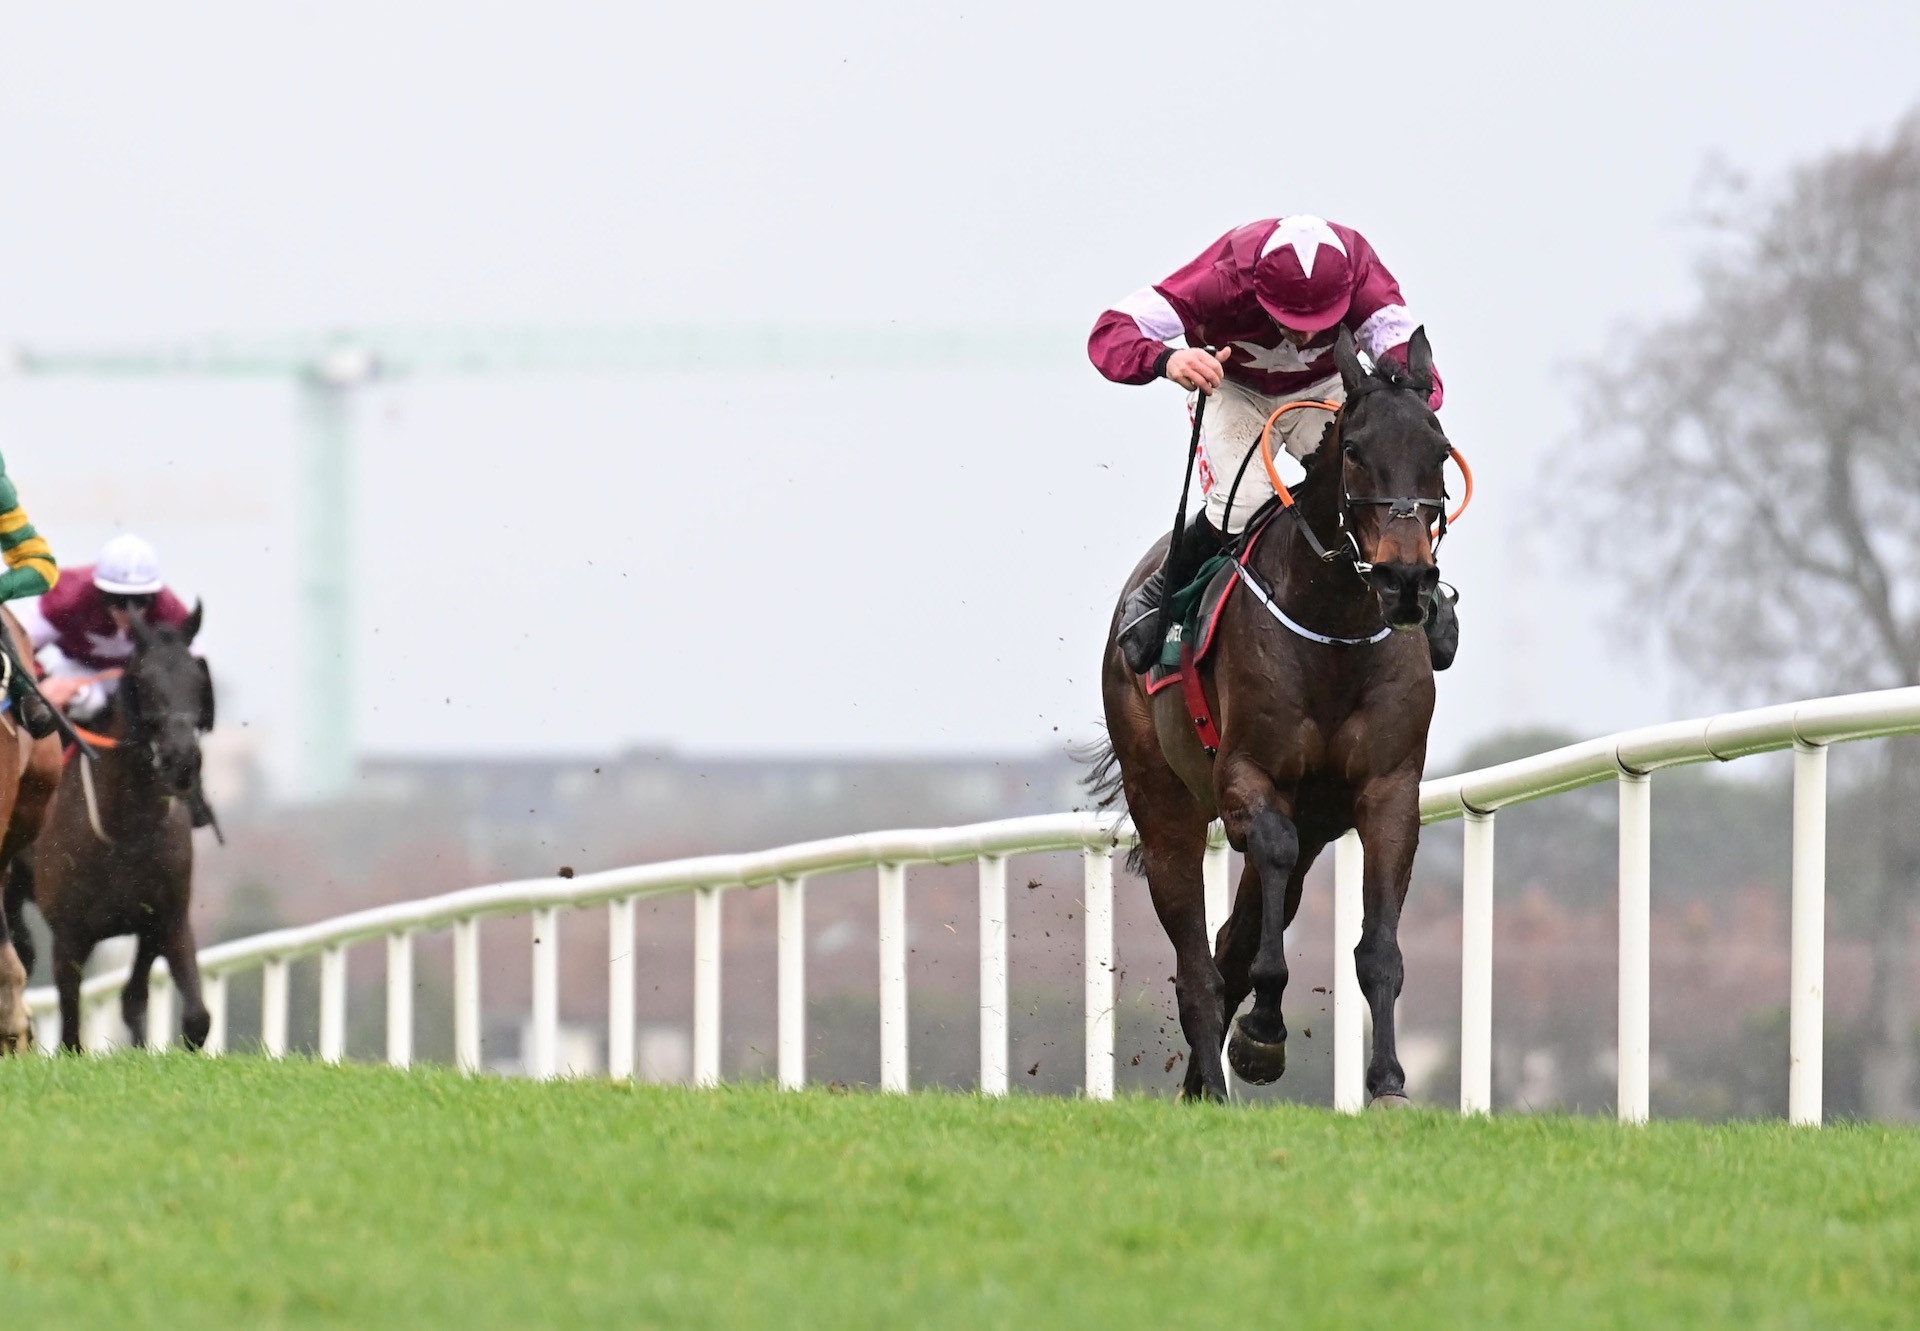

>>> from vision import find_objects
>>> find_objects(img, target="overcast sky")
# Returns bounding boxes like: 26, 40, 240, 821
2, 2, 1917, 797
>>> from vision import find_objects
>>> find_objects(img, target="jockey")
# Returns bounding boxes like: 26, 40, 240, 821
0, 453, 60, 738
1091, 214, 1458, 675
18, 533, 193, 725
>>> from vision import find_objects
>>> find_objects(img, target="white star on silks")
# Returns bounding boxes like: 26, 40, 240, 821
1259, 214, 1346, 278
1231, 340, 1323, 373
84, 631, 131, 659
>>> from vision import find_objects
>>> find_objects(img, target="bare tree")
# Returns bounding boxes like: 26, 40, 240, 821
1562, 111, 1920, 1116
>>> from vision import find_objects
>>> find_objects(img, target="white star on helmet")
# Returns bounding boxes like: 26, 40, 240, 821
1259, 215, 1347, 278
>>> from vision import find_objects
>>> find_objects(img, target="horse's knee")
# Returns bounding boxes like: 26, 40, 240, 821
1244, 806, 1299, 877
1354, 931, 1403, 999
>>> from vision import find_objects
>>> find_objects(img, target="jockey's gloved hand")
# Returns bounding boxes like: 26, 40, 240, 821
1164, 346, 1231, 394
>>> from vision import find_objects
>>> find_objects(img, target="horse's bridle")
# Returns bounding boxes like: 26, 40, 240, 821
1254, 399, 1471, 576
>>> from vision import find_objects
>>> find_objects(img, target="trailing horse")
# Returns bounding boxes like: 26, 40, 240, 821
5, 604, 217, 1051
1092, 327, 1453, 1104
0, 608, 66, 1053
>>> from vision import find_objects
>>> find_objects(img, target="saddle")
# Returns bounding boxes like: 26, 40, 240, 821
1141, 522, 1276, 754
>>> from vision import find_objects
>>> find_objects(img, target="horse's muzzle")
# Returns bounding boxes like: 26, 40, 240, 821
1368, 562, 1439, 630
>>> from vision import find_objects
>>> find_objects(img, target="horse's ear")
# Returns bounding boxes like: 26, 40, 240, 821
183, 599, 204, 646
127, 608, 154, 649
1405, 326, 1435, 395
1333, 325, 1369, 397
196, 658, 215, 732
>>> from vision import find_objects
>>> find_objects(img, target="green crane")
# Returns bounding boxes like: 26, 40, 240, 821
0, 325, 1069, 799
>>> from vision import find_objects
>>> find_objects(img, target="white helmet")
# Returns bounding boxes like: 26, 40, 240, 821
93, 533, 165, 596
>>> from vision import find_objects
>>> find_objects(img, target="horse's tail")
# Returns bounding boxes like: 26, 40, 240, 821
1074, 729, 1147, 877
1077, 729, 1126, 812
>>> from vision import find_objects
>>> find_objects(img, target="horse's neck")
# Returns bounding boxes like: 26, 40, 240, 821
93, 710, 166, 828
1261, 480, 1384, 640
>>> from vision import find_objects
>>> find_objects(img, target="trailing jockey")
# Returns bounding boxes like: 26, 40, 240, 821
1091, 214, 1458, 676
20, 533, 192, 722
16, 535, 217, 829
0, 453, 60, 739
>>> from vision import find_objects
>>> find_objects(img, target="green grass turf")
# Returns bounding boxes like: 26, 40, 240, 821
1, 1057, 1916, 1329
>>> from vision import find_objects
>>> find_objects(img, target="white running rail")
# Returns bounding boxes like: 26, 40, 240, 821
26, 687, 1920, 1125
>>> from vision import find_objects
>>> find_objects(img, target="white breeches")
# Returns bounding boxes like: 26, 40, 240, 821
39, 648, 120, 722
1195, 373, 1345, 534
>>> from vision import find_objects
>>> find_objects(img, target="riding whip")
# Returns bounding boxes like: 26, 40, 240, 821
1167, 359, 1211, 560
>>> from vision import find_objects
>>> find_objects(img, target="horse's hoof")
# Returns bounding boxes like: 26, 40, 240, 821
1227, 1016, 1287, 1085
1181, 1081, 1228, 1105
1368, 1093, 1413, 1111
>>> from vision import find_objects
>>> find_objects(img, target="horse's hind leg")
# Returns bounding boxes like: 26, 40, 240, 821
1117, 747, 1227, 1102
159, 920, 210, 1051
1217, 759, 1299, 1085
120, 933, 159, 1048
1139, 819, 1227, 1102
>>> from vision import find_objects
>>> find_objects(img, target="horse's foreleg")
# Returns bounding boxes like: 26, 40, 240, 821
4, 858, 36, 977
121, 934, 159, 1048
0, 938, 28, 1055
1353, 776, 1421, 1106
1215, 859, 1262, 1032
1218, 761, 1298, 1086
53, 935, 89, 1053
1217, 837, 1325, 1032
160, 921, 210, 1051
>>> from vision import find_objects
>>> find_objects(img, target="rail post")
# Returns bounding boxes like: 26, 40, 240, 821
1204, 832, 1236, 1097
1333, 831, 1365, 1112
320, 945, 348, 1063
607, 899, 634, 1080
387, 932, 414, 1070
146, 963, 174, 1052
1617, 770, 1652, 1123
203, 974, 228, 1056
978, 855, 1009, 1096
454, 917, 482, 1075
1203, 834, 1232, 945
1460, 810, 1496, 1114
262, 958, 290, 1058
777, 876, 806, 1090
1790, 741, 1828, 1126
878, 863, 908, 1092
693, 886, 722, 1086
530, 908, 558, 1080
1083, 846, 1115, 1100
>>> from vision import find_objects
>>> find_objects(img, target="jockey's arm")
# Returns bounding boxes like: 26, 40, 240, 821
1088, 231, 1237, 387
11, 595, 56, 654
1344, 237, 1444, 411
0, 462, 56, 603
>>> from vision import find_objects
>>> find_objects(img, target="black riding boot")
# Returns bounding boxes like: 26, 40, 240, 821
0, 635, 54, 739
1118, 516, 1226, 676
1425, 583, 1460, 671
16, 692, 56, 741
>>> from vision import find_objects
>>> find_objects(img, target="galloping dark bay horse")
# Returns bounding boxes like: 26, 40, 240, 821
0, 609, 66, 1054
1091, 327, 1452, 1105
5, 604, 217, 1051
